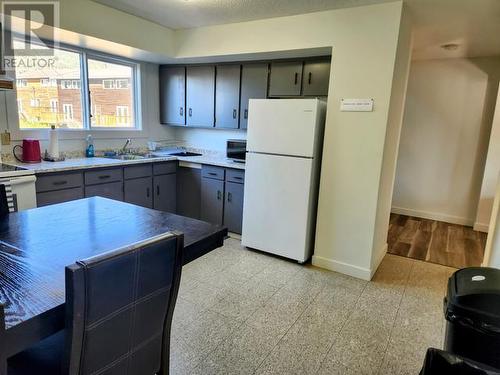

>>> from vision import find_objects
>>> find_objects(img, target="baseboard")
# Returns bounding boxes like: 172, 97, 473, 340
473, 222, 489, 233
391, 206, 474, 226
312, 255, 372, 281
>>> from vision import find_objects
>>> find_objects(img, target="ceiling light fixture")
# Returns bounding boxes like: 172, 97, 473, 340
441, 43, 460, 51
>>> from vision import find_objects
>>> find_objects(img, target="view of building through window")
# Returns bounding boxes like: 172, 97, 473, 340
88, 58, 134, 128
15, 47, 84, 129
14, 44, 137, 130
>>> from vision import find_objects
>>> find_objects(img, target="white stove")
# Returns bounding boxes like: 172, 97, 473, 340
0, 164, 37, 211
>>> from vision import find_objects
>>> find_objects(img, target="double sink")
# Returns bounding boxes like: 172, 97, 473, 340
104, 151, 202, 160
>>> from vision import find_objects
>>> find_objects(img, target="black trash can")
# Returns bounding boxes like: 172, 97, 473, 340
420, 348, 500, 375
444, 267, 500, 369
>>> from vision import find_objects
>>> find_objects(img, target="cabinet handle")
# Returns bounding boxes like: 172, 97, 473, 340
180, 107, 184, 116
294, 72, 298, 85
244, 109, 248, 119
208, 172, 217, 176
146, 187, 150, 198
233, 176, 243, 180
189, 108, 192, 117
228, 192, 232, 203
53, 181, 67, 186
98, 175, 111, 180
233, 109, 237, 119
308, 72, 312, 85
156, 185, 160, 196
217, 190, 222, 200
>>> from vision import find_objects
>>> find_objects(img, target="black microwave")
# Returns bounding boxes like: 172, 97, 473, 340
226, 139, 246, 163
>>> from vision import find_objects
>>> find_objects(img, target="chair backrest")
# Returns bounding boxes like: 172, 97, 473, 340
63, 231, 183, 375
0, 185, 10, 218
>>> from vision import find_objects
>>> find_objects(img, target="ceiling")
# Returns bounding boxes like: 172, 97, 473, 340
93, 0, 500, 60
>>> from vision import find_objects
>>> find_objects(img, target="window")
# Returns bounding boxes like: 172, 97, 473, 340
50, 99, 58, 113
14, 41, 139, 130
88, 58, 136, 128
16, 79, 27, 87
41, 78, 57, 87
116, 106, 129, 125
63, 104, 74, 121
14, 45, 84, 129
61, 80, 81, 89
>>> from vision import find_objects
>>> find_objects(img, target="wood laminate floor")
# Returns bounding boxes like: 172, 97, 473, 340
387, 214, 487, 269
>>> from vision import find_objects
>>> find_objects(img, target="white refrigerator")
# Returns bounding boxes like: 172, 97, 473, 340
241, 99, 327, 263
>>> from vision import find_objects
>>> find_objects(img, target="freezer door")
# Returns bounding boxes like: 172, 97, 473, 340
247, 98, 322, 158
241, 152, 315, 262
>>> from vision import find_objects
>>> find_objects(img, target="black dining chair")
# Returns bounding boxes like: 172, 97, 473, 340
6, 230, 183, 375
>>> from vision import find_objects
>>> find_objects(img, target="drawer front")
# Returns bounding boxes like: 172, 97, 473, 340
201, 165, 225, 180
226, 169, 245, 184
36, 172, 83, 193
85, 181, 124, 201
153, 161, 177, 176
84, 168, 123, 185
124, 164, 152, 180
37, 187, 84, 206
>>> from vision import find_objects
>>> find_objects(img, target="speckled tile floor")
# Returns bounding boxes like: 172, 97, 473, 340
171, 237, 456, 375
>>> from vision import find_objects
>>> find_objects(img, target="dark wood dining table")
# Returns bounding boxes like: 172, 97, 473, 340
0, 197, 227, 359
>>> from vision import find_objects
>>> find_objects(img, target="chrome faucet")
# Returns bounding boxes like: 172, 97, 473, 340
122, 138, 132, 153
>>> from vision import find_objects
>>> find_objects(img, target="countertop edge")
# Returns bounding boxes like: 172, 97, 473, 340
5, 155, 245, 174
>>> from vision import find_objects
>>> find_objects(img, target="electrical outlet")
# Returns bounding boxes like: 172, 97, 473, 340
1, 131, 11, 145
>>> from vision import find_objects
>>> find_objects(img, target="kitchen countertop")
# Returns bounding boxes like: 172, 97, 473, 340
6, 154, 245, 174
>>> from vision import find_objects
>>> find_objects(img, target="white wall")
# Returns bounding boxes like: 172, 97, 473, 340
392, 57, 500, 226
483, 173, 500, 268
173, 1, 408, 280
476, 88, 500, 232
175, 128, 246, 152
371, 7, 413, 273
0, 63, 176, 156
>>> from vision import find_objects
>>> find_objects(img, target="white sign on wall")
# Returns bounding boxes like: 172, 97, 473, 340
340, 98, 374, 112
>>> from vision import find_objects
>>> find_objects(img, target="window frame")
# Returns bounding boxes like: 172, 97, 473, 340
12, 38, 142, 133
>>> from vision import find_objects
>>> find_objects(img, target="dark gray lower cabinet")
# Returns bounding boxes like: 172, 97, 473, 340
223, 181, 244, 234
176, 166, 201, 219
153, 174, 176, 213
201, 177, 224, 226
85, 181, 124, 201
124, 177, 153, 208
36, 187, 84, 207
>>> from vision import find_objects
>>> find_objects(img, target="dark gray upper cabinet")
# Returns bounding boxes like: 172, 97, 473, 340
302, 60, 331, 96
186, 65, 215, 127
176, 166, 201, 220
200, 176, 224, 226
124, 177, 153, 209
268, 61, 303, 97
153, 174, 176, 213
240, 64, 268, 129
159, 66, 186, 126
223, 181, 244, 234
215, 65, 241, 129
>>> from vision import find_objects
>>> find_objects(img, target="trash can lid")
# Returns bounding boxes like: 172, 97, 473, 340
445, 267, 500, 331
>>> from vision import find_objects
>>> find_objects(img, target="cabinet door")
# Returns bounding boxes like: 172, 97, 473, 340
154, 174, 176, 213
85, 181, 124, 201
186, 65, 215, 127
302, 60, 330, 96
240, 64, 268, 129
215, 65, 241, 129
124, 177, 153, 208
159, 66, 186, 125
200, 177, 224, 226
176, 167, 201, 219
268, 61, 303, 97
223, 181, 244, 234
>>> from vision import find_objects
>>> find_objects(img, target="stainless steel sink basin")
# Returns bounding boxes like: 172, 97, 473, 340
168, 151, 202, 157
105, 154, 146, 160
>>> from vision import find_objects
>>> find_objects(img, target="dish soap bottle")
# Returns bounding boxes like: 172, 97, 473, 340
86, 134, 94, 158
